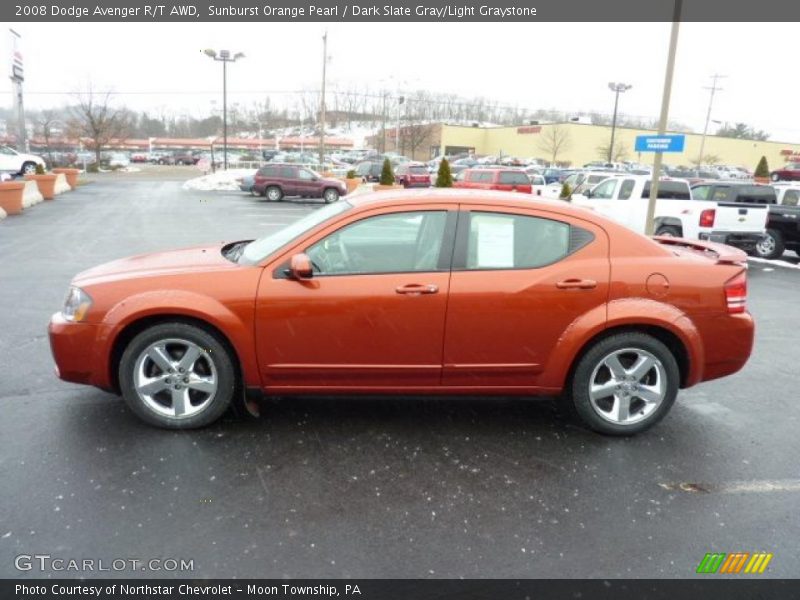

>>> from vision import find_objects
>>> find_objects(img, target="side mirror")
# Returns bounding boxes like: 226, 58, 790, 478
288, 253, 313, 280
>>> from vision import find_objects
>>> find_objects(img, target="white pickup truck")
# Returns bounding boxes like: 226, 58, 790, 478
571, 175, 768, 250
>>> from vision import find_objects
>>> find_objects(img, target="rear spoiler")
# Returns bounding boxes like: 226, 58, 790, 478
652, 236, 748, 265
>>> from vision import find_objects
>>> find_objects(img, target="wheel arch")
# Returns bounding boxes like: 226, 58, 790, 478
107, 313, 246, 396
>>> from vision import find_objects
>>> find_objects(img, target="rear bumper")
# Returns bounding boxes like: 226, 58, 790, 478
699, 231, 764, 250
48, 312, 104, 387
699, 312, 755, 383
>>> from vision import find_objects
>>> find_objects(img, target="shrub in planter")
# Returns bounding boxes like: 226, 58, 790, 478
754, 156, 770, 183
375, 158, 400, 191
345, 169, 360, 194
435, 158, 453, 188
559, 182, 572, 200
35, 163, 46, 175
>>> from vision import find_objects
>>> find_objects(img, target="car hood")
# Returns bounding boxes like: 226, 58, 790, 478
73, 243, 239, 286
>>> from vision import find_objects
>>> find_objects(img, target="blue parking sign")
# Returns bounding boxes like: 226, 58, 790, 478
634, 135, 685, 153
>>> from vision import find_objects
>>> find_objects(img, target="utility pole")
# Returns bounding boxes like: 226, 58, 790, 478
697, 73, 726, 166
396, 95, 404, 155
608, 82, 632, 163
319, 30, 327, 169
9, 29, 27, 151
381, 91, 387, 153
644, 0, 682, 236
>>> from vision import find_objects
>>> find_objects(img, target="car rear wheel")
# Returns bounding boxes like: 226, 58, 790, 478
569, 332, 679, 435
323, 188, 339, 203
21, 161, 37, 175
771, 173, 780, 182
119, 322, 236, 429
655, 225, 682, 237
754, 229, 784, 260
265, 186, 283, 202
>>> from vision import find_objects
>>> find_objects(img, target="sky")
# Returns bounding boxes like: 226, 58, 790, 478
3, 22, 799, 141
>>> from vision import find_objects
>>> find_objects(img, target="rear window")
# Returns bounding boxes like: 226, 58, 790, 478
409, 166, 428, 175
642, 181, 690, 200
731, 186, 777, 204
498, 171, 530, 185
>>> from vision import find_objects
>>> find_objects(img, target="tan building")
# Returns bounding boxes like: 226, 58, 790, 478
370, 121, 800, 171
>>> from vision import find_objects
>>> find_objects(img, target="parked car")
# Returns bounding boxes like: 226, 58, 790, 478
573, 175, 768, 251
752, 184, 800, 259
354, 160, 384, 182
106, 153, 131, 168
541, 168, 563, 184
770, 162, 800, 182
562, 171, 623, 196
48, 190, 755, 435
170, 152, 200, 166
237, 173, 256, 194
394, 163, 431, 188
0, 145, 46, 175
252, 163, 346, 203
130, 152, 149, 163
453, 168, 532, 193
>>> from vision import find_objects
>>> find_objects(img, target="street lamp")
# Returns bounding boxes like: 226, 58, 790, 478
607, 82, 632, 163
202, 48, 245, 170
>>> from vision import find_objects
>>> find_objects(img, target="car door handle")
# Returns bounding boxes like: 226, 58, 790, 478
396, 284, 439, 295
556, 279, 597, 290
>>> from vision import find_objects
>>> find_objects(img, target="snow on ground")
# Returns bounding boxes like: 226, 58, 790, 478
182, 168, 256, 192
0, 207, 6, 220
748, 256, 800, 270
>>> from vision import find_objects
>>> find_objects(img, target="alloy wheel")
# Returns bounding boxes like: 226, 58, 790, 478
588, 347, 667, 425
132, 338, 218, 419
756, 233, 776, 257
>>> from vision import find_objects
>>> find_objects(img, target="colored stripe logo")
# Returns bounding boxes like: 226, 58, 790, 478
697, 552, 773, 574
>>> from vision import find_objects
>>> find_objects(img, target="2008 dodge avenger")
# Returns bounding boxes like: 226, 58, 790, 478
49, 190, 754, 435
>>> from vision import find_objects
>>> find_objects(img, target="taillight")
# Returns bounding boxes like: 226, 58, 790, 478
699, 208, 716, 228
724, 271, 747, 314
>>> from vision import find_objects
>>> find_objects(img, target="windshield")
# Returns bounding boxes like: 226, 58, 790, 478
239, 201, 352, 265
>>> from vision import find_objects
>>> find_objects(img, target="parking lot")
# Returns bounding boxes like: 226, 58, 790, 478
1, 171, 798, 578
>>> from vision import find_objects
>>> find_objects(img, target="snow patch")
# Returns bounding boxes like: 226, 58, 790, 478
182, 169, 257, 192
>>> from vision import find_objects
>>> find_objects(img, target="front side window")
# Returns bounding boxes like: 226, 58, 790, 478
307, 211, 448, 276
618, 179, 636, 200
464, 212, 571, 270
591, 178, 618, 199
297, 169, 316, 181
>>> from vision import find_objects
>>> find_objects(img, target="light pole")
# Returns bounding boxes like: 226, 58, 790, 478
202, 48, 245, 170
697, 74, 726, 166
607, 82, 632, 163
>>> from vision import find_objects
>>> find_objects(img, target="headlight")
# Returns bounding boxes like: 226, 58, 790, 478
62, 287, 93, 322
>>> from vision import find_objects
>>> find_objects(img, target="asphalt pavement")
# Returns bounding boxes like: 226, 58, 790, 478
0, 172, 798, 579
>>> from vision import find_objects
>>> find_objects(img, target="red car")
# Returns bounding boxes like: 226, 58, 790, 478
253, 163, 346, 203
454, 168, 533, 193
49, 190, 754, 435
395, 163, 432, 188
770, 162, 800, 182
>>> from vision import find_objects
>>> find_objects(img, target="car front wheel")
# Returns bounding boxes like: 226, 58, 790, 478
568, 332, 679, 435
754, 229, 784, 260
265, 186, 283, 201
771, 173, 780, 182
323, 188, 340, 203
21, 161, 37, 175
119, 322, 236, 429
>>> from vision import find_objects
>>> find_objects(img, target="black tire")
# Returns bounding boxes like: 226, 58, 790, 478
655, 225, 682, 238
118, 322, 237, 429
323, 187, 339, 203
265, 185, 283, 202
754, 228, 785, 260
20, 161, 37, 176
568, 332, 680, 436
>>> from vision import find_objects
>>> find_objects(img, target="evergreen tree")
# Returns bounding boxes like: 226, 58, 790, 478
754, 156, 769, 178
379, 158, 395, 185
435, 157, 453, 188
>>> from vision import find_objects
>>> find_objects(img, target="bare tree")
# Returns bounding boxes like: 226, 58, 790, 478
68, 85, 131, 165
35, 109, 61, 165
595, 140, 630, 162
400, 117, 435, 160
537, 125, 571, 165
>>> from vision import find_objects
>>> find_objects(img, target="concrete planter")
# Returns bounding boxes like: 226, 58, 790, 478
0, 181, 26, 215
754, 176, 770, 184
25, 173, 58, 200
54, 174, 71, 195
53, 168, 80, 188
345, 178, 360, 194
374, 184, 403, 192
22, 181, 44, 208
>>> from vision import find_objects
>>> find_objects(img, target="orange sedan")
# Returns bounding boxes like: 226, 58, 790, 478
48, 190, 754, 435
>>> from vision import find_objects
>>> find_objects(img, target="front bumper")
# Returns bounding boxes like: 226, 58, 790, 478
699, 231, 764, 250
48, 312, 102, 386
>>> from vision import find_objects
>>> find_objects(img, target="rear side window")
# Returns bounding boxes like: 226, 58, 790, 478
618, 179, 636, 200
280, 166, 295, 178
642, 181, 691, 200
463, 212, 574, 270
783, 190, 800, 206
257, 165, 278, 177
468, 171, 493, 183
